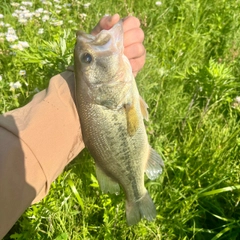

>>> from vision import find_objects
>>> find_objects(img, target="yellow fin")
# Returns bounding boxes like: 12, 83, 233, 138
125, 103, 139, 136
139, 96, 149, 121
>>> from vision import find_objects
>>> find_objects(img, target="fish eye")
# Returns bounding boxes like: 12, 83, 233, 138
81, 52, 92, 64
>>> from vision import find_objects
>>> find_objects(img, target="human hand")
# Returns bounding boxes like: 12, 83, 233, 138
91, 14, 146, 77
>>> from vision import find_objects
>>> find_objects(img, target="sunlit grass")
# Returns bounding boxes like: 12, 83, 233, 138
1, 0, 240, 239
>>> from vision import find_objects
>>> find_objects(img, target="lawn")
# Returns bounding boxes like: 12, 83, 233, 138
1, 0, 240, 239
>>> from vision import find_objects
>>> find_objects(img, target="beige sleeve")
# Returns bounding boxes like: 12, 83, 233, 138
0, 71, 84, 238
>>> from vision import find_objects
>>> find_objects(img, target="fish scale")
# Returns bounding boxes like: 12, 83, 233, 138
74, 20, 164, 225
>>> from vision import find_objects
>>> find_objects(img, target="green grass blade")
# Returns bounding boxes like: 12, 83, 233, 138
67, 179, 84, 210
199, 185, 240, 197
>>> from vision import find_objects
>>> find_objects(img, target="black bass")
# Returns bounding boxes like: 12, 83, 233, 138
74, 21, 164, 226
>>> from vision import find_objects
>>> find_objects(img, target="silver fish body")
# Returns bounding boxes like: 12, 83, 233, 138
74, 21, 164, 225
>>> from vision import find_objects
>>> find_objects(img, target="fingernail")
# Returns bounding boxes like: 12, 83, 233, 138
104, 14, 112, 21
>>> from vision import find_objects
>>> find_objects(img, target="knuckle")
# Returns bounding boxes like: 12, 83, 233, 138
135, 28, 144, 42
136, 43, 145, 56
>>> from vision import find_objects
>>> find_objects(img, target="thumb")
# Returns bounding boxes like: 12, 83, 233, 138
91, 14, 120, 35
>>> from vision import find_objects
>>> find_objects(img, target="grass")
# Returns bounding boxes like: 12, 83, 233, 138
1, 0, 240, 239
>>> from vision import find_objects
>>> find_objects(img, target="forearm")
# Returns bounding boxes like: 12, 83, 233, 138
0, 71, 84, 238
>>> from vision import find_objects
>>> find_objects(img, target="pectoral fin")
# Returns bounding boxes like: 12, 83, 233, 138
124, 103, 139, 137
95, 165, 120, 194
145, 147, 164, 180
139, 96, 149, 121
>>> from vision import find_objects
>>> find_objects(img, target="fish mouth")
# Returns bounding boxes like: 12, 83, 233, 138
76, 31, 95, 42
76, 30, 112, 52
76, 20, 123, 54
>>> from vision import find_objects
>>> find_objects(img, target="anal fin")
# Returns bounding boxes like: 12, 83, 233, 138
145, 147, 164, 180
95, 165, 120, 194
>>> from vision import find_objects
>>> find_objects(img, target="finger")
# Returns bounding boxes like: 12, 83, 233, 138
123, 28, 144, 47
130, 54, 146, 77
122, 16, 140, 32
91, 14, 120, 35
124, 43, 145, 60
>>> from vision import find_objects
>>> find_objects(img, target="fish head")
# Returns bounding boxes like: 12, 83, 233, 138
74, 21, 133, 107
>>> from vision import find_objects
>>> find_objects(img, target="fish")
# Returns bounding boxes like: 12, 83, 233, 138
74, 20, 164, 226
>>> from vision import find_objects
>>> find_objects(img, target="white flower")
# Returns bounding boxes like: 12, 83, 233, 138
23, 12, 33, 18
43, 10, 51, 14
80, 13, 87, 19
68, 20, 73, 24
235, 96, 240, 103
14, 10, 21, 15
5, 23, 11, 27
55, 5, 62, 9
19, 70, 26, 76
38, 28, 44, 34
10, 41, 29, 50
155, 1, 162, 6
22, 1, 33, 6
10, 44, 22, 50
83, 3, 91, 8
12, 13, 18, 17
7, 27, 16, 35
0, 33, 4, 42
0, 14, 4, 19
0, 21, 4, 27
54, 0, 60, 3
20, 6, 27, 10
64, 3, 72, 7
232, 96, 240, 108
9, 81, 22, 90
41, 0, 52, 6
42, 15, 49, 22
0, 75, 2, 81
36, 8, 44, 13
6, 34, 18, 42
18, 18, 28, 24
51, 20, 63, 26
19, 41, 29, 48
11, 2, 20, 7
34, 12, 41, 17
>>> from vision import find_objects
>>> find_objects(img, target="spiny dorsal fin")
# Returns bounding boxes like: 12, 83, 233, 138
124, 103, 139, 137
139, 96, 149, 121
145, 147, 164, 180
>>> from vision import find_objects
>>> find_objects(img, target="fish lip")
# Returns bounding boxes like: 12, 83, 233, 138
76, 30, 111, 48
75, 20, 123, 53
76, 30, 95, 42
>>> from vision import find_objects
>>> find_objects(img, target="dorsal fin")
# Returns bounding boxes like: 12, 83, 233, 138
139, 96, 149, 121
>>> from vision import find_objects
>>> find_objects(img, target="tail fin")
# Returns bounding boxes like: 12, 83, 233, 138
125, 191, 156, 226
